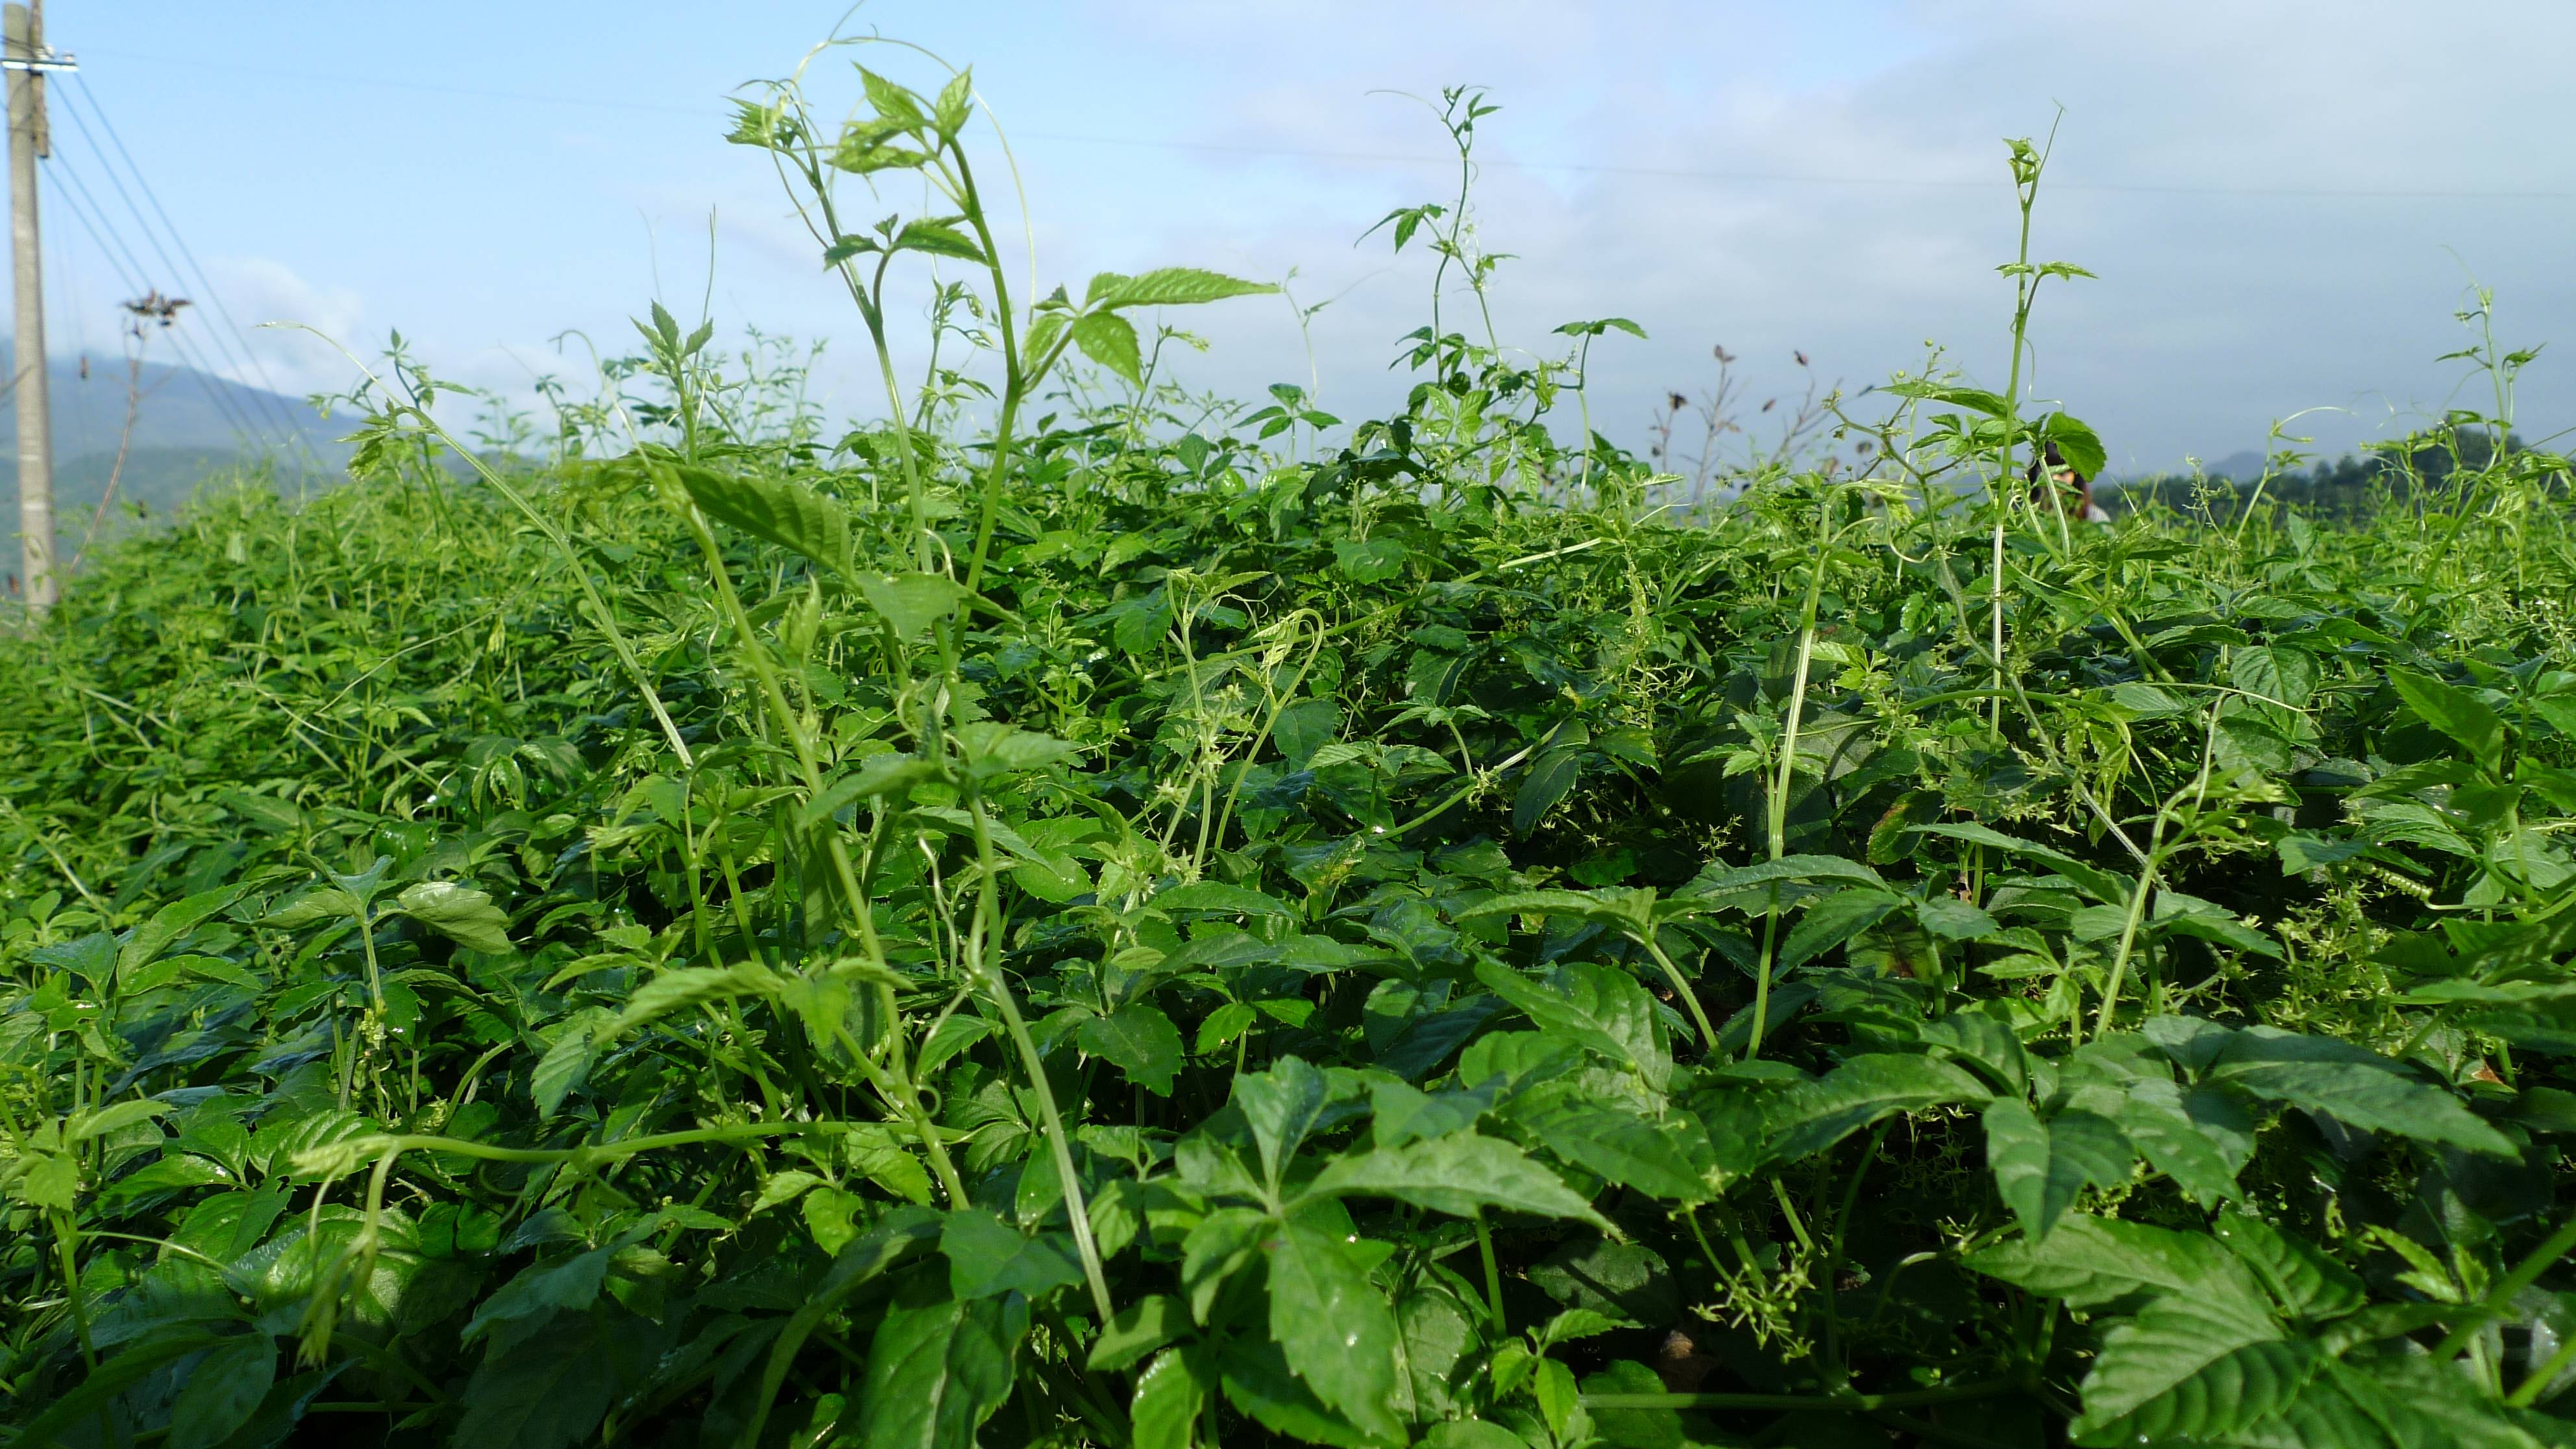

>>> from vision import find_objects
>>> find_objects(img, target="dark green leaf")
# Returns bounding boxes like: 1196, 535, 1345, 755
1306, 1132, 1609, 1226
1267, 1216, 1406, 1443
2389, 669, 2505, 760
1078, 1004, 1184, 1096
1983, 1101, 2133, 1241
861, 1265, 1025, 1449
168, 1335, 277, 1449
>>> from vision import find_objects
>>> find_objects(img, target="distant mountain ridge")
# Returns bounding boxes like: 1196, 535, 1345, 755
1, 350, 353, 525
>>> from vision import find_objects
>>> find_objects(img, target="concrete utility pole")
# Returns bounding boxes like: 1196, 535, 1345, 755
3, 1, 71, 617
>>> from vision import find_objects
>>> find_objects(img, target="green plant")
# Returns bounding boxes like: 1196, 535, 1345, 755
2, 38, 2575, 1449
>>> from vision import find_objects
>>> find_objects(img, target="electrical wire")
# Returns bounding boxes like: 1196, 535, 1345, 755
52, 78, 308, 452
44, 155, 279, 451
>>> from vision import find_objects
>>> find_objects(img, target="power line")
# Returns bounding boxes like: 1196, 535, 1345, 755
43, 154, 279, 451
60, 76, 310, 454
68, 45, 2576, 204
51, 77, 304, 451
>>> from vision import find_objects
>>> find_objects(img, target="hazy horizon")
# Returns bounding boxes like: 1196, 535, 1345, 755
17, 1, 2575, 477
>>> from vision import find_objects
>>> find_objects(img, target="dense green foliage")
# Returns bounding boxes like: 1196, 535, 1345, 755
6, 50, 2576, 1449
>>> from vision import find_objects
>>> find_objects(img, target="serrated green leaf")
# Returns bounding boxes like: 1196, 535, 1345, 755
394, 881, 514, 954
1088, 267, 1277, 309
1306, 1132, 1608, 1226
1966, 1213, 2267, 1311
2214, 1209, 2367, 1322
861, 1265, 1024, 1449
1763, 1052, 1993, 1163
2070, 1294, 2301, 1444
1078, 1003, 1183, 1096
1267, 1217, 1405, 1443
673, 462, 852, 576
2206, 1026, 2517, 1156
855, 571, 969, 639
2389, 668, 2505, 760
1984, 1101, 2133, 1240
1071, 311, 1143, 385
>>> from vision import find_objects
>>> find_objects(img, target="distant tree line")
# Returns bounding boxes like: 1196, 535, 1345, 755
2101, 428, 2534, 525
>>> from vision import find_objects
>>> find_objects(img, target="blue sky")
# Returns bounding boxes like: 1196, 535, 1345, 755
30, 0, 2576, 472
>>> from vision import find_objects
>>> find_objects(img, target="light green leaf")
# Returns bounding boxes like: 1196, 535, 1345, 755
1158, 880, 1294, 917
531, 1009, 611, 1120
1088, 267, 1277, 309
673, 462, 852, 576
2232, 645, 2320, 709
1071, 311, 1143, 386
893, 217, 986, 264
602, 963, 783, 1041
855, 571, 969, 639
2389, 668, 2505, 760
394, 881, 514, 955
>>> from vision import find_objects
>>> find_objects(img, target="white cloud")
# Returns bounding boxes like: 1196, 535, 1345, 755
196, 256, 368, 400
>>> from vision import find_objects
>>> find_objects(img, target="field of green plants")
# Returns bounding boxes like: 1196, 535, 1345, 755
5, 48, 2576, 1449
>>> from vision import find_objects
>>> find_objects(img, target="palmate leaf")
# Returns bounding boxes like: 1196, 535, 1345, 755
1472, 959, 1667, 1090
2214, 1209, 2366, 1322
1511, 1093, 1718, 1203
2072, 1322, 2320, 1446
2111, 1076, 2253, 1207
1982, 1101, 2134, 1241
1762, 1052, 1994, 1163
